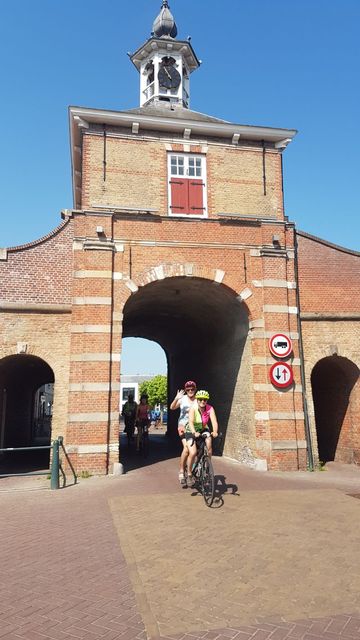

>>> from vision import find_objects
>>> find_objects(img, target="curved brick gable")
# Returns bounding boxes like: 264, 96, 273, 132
0, 219, 74, 305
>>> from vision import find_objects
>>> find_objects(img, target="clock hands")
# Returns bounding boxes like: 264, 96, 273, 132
158, 64, 181, 89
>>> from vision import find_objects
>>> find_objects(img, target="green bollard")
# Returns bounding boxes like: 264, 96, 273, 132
50, 439, 60, 490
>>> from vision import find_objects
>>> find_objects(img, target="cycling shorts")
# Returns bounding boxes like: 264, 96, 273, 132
183, 430, 211, 445
197, 430, 211, 439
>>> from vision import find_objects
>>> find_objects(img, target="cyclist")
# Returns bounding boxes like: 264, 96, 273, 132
121, 393, 137, 443
187, 389, 219, 485
135, 393, 151, 452
154, 408, 161, 429
170, 380, 197, 485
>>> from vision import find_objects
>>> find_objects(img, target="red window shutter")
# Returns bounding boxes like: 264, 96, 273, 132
169, 179, 188, 214
188, 179, 205, 214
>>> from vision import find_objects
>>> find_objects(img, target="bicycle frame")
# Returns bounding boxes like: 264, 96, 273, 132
192, 433, 215, 507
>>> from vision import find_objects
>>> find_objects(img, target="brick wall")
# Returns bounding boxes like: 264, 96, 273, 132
297, 232, 360, 464
297, 232, 360, 314
81, 128, 283, 220
65, 174, 304, 473
0, 313, 72, 443
0, 219, 74, 451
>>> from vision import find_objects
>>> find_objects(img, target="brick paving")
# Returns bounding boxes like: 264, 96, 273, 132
1, 433, 360, 639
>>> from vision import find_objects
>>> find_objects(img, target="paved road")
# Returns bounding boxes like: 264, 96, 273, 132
1, 432, 360, 640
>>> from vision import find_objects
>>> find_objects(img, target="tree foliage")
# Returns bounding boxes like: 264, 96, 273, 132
139, 375, 167, 406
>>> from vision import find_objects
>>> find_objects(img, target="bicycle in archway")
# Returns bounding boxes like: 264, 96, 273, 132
136, 421, 150, 458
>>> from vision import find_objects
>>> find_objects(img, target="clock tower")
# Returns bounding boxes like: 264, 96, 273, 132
130, 0, 200, 109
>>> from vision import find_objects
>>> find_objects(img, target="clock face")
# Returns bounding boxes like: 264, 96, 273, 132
158, 65, 181, 89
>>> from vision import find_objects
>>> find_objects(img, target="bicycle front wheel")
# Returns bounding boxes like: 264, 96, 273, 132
201, 456, 215, 507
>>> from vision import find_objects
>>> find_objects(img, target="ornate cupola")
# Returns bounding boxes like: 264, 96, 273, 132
130, 0, 200, 109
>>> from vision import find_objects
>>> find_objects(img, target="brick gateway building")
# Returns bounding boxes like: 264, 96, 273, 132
0, 2, 359, 473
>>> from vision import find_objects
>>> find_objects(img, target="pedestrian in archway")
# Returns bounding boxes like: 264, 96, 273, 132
170, 380, 197, 485
135, 394, 151, 452
121, 393, 137, 445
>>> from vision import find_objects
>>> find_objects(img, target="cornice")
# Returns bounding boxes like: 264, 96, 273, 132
130, 37, 200, 72
70, 105, 296, 144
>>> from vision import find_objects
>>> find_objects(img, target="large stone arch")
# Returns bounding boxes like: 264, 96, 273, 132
121, 274, 254, 455
311, 355, 360, 464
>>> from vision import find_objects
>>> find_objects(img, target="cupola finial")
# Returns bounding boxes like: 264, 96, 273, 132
152, 0, 178, 39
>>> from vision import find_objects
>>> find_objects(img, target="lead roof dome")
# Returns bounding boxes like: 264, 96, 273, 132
152, 1, 178, 39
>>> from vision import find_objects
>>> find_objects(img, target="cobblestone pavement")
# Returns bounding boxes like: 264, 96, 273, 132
1, 433, 360, 639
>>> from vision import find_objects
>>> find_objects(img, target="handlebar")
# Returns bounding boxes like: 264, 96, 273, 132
194, 431, 220, 438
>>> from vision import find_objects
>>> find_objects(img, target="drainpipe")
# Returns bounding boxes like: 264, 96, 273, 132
294, 229, 314, 471
106, 214, 115, 474
262, 140, 267, 196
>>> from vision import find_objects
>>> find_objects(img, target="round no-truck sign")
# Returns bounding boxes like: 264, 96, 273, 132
269, 333, 293, 358
269, 362, 294, 389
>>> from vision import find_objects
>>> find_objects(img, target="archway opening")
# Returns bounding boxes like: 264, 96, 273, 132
0, 355, 55, 473
119, 337, 169, 467
122, 277, 251, 464
311, 356, 359, 464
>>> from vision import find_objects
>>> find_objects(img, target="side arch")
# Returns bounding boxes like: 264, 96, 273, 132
0, 354, 55, 450
311, 356, 360, 464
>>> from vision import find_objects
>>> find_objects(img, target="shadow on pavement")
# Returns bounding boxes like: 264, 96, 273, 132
186, 469, 239, 509
119, 431, 179, 472
214, 473, 239, 497
0, 449, 50, 479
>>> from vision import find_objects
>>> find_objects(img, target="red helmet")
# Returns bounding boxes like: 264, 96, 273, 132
184, 380, 197, 390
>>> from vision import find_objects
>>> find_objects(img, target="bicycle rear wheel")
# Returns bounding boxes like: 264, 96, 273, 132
201, 456, 215, 506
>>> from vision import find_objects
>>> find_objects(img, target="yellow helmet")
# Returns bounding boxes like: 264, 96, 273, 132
195, 390, 210, 400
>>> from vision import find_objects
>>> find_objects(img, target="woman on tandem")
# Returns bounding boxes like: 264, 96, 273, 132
170, 380, 197, 485
186, 389, 219, 486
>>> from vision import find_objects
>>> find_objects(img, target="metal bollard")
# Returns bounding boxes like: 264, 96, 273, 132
50, 439, 60, 490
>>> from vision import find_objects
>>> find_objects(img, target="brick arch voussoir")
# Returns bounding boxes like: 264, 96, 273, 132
122, 263, 254, 319
0, 346, 56, 378
239, 293, 255, 321
309, 349, 360, 378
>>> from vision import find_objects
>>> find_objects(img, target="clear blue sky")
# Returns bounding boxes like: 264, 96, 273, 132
1, 1, 359, 373
122, 338, 167, 376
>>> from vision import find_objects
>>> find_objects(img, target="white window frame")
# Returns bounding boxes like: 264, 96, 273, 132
167, 153, 208, 218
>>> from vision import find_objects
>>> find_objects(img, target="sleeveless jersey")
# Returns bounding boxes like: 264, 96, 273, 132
187, 403, 212, 433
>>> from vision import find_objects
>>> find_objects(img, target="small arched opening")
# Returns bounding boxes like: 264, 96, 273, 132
0, 355, 55, 472
311, 356, 360, 464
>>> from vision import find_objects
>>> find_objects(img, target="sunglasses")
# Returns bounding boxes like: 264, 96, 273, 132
186, 387, 195, 391
198, 398, 207, 402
